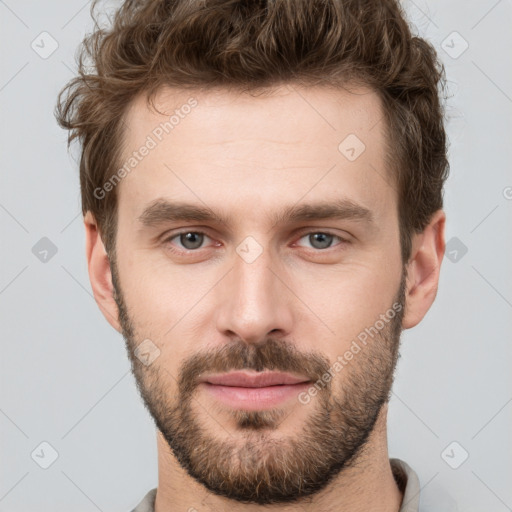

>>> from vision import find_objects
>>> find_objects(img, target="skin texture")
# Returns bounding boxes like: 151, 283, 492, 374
84, 84, 446, 512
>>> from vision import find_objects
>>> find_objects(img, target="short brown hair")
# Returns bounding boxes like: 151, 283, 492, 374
55, 0, 449, 262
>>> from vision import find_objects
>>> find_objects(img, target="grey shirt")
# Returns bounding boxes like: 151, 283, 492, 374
131, 458, 421, 512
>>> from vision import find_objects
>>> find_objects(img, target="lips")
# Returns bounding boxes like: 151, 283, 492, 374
201, 371, 310, 388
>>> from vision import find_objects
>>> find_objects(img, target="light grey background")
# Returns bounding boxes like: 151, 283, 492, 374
1, 1, 511, 511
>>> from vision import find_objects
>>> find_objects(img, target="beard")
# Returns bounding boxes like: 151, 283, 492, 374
111, 257, 406, 505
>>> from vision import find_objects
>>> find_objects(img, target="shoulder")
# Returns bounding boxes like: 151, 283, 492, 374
390, 458, 459, 512
130, 488, 157, 512
390, 458, 421, 512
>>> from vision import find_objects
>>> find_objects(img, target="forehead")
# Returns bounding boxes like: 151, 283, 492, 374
123, 83, 385, 151
118, 84, 394, 227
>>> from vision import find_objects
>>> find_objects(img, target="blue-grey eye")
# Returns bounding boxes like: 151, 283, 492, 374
178, 232, 205, 250
306, 232, 337, 250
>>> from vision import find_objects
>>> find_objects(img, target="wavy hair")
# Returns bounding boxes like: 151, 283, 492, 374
55, 0, 449, 262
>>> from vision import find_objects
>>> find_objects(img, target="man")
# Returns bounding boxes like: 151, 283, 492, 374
55, 0, 449, 510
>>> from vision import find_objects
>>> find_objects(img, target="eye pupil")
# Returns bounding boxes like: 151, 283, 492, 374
309, 233, 333, 249
180, 232, 203, 250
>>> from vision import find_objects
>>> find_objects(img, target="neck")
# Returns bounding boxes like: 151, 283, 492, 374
154, 403, 403, 512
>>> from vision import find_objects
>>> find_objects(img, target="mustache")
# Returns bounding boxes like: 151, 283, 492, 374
176, 337, 331, 398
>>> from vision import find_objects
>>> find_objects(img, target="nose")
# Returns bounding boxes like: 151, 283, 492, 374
214, 243, 294, 345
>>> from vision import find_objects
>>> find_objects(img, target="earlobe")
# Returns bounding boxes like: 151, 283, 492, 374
402, 210, 446, 330
84, 211, 122, 333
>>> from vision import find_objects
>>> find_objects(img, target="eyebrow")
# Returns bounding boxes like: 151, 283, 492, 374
137, 197, 374, 229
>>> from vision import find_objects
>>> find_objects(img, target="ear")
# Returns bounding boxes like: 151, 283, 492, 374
84, 211, 122, 333
402, 209, 446, 329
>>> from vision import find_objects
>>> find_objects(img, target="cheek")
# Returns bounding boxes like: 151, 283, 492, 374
117, 265, 209, 372
117, 252, 214, 335
298, 261, 401, 355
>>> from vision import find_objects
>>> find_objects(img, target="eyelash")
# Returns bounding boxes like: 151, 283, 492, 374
161, 229, 349, 254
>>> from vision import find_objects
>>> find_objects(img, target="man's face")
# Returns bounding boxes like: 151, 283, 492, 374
111, 84, 405, 504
